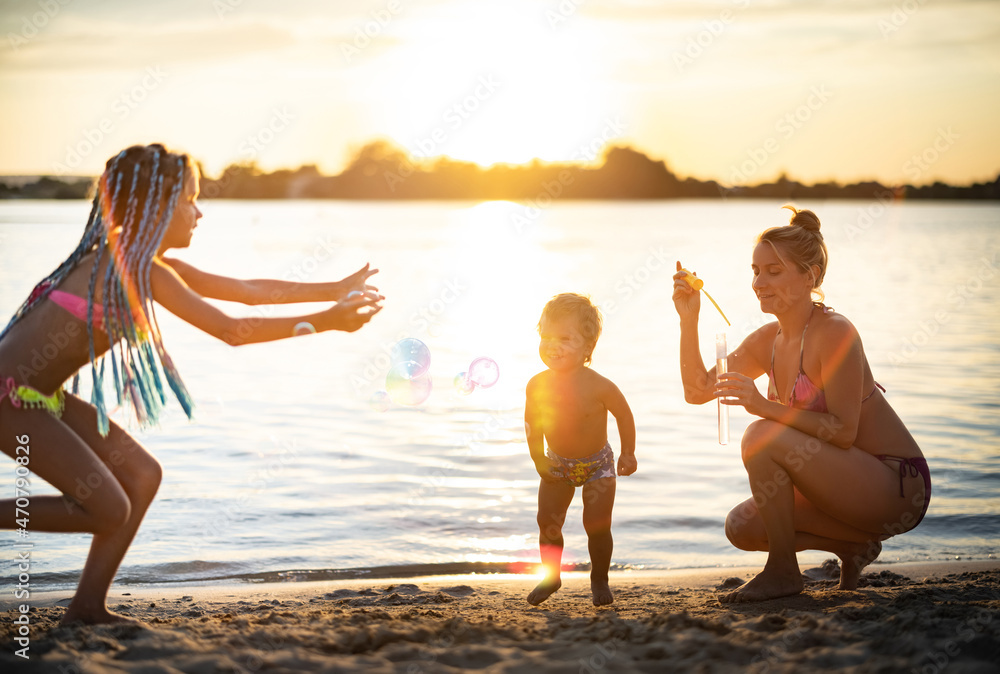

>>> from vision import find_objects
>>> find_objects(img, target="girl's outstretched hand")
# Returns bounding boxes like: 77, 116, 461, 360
321, 293, 383, 332
715, 372, 766, 416
338, 263, 382, 300
672, 261, 701, 321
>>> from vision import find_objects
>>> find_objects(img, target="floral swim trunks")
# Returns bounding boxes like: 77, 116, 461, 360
545, 442, 616, 486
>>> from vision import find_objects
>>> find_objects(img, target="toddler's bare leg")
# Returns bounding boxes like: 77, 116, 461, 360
527, 479, 574, 605
582, 477, 616, 606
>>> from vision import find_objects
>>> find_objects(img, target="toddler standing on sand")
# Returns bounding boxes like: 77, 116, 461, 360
524, 293, 636, 606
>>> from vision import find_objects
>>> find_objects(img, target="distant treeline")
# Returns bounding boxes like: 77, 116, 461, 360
4, 141, 999, 201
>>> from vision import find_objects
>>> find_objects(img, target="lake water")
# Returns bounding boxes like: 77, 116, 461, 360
1, 199, 998, 590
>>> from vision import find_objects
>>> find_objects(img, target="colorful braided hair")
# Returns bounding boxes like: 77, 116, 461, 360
0, 144, 195, 436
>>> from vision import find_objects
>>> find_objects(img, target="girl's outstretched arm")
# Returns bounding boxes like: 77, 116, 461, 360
161, 258, 380, 305
151, 260, 382, 345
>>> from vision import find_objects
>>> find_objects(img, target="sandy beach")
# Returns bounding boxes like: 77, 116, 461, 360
3, 560, 998, 673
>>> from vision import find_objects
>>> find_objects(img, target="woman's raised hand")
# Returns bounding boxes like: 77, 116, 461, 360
672, 261, 701, 321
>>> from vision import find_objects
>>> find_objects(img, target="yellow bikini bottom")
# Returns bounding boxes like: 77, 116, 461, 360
1, 376, 65, 418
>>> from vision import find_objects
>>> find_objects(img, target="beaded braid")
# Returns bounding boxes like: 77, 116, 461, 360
1, 144, 195, 436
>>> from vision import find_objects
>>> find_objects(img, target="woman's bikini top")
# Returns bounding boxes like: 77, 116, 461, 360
768, 304, 884, 413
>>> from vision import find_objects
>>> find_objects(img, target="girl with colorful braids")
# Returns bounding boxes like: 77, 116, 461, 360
0, 144, 382, 625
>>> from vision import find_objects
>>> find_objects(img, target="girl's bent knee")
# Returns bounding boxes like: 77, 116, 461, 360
90, 489, 132, 533
141, 456, 163, 494
124, 454, 163, 502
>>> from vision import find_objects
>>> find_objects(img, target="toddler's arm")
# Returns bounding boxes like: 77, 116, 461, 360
525, 378, 555, 480
604, 380, 637, 476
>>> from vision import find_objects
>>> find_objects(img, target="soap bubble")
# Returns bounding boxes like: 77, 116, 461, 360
390, 338, 431, 378
392, 360, 427, 380
386, 364, 432, 406
346, 290, 364, 300
467, 357, 500, 388
453, 372, 476, 395
293, 321, 316, 336
369, 390, 391, 412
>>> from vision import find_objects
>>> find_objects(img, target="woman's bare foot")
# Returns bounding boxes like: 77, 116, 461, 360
527, 578, 562, 605
59, 606, 142, 627
591, 579, 614, 606
719, 564, 804, 603
837, 539, 881, 590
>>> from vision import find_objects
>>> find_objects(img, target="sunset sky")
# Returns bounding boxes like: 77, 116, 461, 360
1, 0, 998, 186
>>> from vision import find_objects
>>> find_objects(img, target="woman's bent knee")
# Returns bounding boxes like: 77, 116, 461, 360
740, 419, 791, 464
725, 501, 762, 551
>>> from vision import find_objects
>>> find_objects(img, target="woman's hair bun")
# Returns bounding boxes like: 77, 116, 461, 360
782, 204, 821, 235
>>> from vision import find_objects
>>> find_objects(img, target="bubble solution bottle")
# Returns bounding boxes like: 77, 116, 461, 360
717, 332, 729, 445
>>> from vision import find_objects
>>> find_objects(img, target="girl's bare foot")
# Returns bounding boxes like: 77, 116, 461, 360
838, 539, 881, 590
527, 578, 562, 605
719, 564, 804, 603
591, 579, 614, 606
59, 606, 142, 627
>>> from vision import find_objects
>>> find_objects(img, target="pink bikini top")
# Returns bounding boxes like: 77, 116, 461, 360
48, 290, 105, 329
767, 304, 883, 413
27, 279, 107, 330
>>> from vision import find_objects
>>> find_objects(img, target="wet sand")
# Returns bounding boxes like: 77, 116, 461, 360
3, 560, 998, 673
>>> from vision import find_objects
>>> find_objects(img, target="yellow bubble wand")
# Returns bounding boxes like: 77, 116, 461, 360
681, 268, 730, 326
